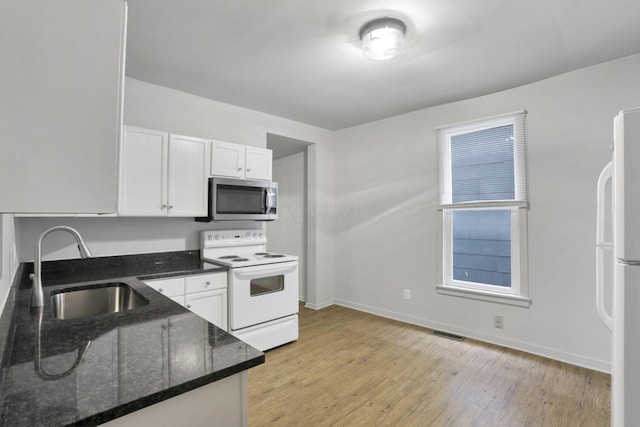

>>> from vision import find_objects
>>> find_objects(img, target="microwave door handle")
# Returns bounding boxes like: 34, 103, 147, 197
265, 188, 273, 213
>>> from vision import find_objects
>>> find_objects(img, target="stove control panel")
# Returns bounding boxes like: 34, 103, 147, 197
202, 229, 266, 248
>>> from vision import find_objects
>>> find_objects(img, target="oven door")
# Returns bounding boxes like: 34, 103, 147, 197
228, 261, 298, 331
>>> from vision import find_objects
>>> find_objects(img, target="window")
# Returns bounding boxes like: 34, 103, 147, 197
436, 111, 530, 306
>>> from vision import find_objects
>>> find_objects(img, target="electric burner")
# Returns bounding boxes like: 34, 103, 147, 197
219, 255, 240, 259
264, 254, 286, 258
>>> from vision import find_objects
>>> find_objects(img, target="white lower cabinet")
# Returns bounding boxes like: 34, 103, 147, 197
144, 272, 228, 331
185, 289, 227, 330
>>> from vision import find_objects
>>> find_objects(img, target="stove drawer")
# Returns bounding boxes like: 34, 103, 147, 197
185, 272, 227, 293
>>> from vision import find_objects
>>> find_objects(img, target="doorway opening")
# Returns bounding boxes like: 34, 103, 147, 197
266, 134, 313, 303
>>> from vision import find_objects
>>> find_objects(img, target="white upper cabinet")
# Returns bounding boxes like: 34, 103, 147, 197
119, 127, 168, 216
211, 141, 272, 181
0, 0, 127, 213
120, 127, 208, 217
167, 135, 209, 217
210, 141, 245, 179
245, 147, 273, 180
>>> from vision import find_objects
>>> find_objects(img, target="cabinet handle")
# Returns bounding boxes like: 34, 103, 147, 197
246, 168, 251, 172
168, 205, 174, 209
158, 288, 163, 292
161, 204, 167, 209
237, 167, 242, 171
205, 281, 211, 287
186, 304, 192, 309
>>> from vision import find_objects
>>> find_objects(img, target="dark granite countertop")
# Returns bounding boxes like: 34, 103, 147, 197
0, 250, 265, 426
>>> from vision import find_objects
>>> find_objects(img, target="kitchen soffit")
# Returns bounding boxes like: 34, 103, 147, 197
125, 0, 640, 131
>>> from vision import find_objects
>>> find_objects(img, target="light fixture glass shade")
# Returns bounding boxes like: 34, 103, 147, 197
360, 18, 406, 60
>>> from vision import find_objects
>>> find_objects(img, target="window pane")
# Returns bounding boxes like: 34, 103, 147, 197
451, 125, 514, 203
452, 210, 511, 287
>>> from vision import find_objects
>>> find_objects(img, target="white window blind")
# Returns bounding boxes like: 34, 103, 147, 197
437, 111, 528, 208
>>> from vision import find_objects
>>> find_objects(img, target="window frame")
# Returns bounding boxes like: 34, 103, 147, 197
436, 111, 531, 307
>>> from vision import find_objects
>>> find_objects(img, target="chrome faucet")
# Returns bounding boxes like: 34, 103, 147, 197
30, 226, 93, 307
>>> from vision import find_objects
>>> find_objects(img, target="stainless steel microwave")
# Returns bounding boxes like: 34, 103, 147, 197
196, 177, 278, 222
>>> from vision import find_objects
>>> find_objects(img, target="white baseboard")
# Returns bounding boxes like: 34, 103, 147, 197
333, 298, 610, 374
303, 299, 334, 310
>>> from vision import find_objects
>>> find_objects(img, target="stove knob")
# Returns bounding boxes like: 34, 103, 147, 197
214, 234, 220, 240
252, 233, 257, 239
245, 232, 251, 239
207, 234, 212, 241
259, 232, 263, 239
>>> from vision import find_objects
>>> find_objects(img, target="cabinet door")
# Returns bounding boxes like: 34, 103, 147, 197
210, 141, 245, 178
185, 272, 227, 293
185, 289, 228, 331
167, 135, 208, 217
144, 277, 185, 297
245, 147, 273, 180
119, 127, 168, 216
0, 0, 127, 213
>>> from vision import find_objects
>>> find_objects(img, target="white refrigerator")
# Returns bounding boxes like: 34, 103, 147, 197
597, 108, 640, 427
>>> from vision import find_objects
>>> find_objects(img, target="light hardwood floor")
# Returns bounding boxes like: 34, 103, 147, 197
248, 304, 610, 426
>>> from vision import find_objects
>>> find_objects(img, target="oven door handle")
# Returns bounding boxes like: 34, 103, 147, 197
233, 263, 297, 278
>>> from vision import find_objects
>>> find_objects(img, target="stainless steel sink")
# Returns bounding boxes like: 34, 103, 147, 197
51, 283, 149, 320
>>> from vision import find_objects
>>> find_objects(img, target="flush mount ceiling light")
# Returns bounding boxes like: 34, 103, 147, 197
359, 17, 406, 60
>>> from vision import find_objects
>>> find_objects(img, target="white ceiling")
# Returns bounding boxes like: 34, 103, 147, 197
126, 0, 640, 131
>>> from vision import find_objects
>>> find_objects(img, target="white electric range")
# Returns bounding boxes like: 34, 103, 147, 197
201, 230, 299, 351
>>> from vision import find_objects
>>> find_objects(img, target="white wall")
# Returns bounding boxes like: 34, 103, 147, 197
123, 79, 331, 149
309, 142, 336, 309
15, 79, 335, 310
267, 152, 306, 300
15, 217, 250, 261
0, 215, 19, 310
332, 53, 640, 372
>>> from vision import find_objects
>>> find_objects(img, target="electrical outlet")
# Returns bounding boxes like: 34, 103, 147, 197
494, 315, 504, 329
403, 289, 411, 300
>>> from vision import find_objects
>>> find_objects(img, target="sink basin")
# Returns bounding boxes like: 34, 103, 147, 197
51, 283, 149, 320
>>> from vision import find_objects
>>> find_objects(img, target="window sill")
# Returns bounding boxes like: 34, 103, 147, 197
436, 285, 531, 307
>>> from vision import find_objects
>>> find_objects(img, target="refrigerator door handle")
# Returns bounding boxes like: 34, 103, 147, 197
596, 161, 613, 331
